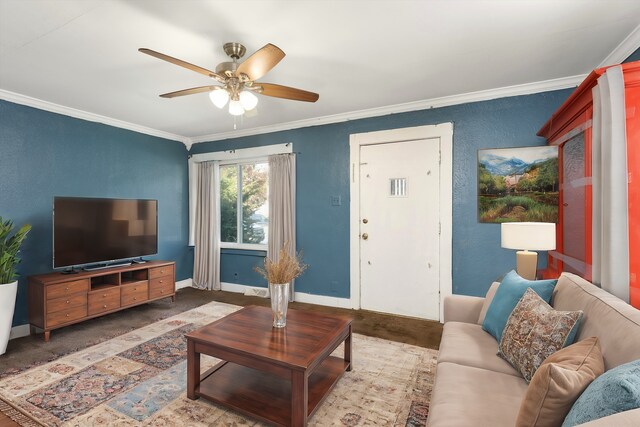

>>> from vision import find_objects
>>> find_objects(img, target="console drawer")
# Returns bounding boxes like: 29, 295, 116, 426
149, 265, 174, 280
47, 293, 87, 314
121, 282, 149, 306
46, 305, 87, 328
149, 277, 175, 299
46, 279, 89, 300
88, 287, 121, 315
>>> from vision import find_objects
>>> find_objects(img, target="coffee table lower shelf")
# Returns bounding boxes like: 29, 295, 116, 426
196, 356, 349, 426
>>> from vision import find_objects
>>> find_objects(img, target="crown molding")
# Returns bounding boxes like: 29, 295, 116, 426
0, 89, 189, 147
1, 73, 585, 148
190, 74, 585, 144
599, 24, 640, 66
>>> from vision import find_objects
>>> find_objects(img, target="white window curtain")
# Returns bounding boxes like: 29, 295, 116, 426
268, 153, 296, 301
591, 65, 630, 302
193, 161, 221, 290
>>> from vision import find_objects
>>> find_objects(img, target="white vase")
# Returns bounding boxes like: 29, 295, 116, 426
0, 280, 18, 355
269, 283, 290, 328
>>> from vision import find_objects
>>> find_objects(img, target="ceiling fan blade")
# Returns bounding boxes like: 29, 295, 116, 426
159, 85, 218, 98
236, 44, 285, 81
139, 48, 225, 82
258, 83, 319, 103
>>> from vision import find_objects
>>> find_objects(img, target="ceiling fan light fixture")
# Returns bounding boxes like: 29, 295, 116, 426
239, 90, 258, 111
209, 89, 229, 108
228, 99, 245, 116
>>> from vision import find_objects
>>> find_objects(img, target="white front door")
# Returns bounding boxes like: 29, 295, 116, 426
359, 139, 441, 320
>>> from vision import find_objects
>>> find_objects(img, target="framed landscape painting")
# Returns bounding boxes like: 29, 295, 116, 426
478, 146, 559, 223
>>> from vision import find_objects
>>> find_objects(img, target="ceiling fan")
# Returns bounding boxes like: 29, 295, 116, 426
139, 42, 319, 116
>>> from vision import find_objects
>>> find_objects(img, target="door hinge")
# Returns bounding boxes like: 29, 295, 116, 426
438, 222, 441, 235
439, 151, 441, 165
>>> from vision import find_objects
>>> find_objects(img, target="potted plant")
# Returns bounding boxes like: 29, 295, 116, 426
255, 243, 307, 328
0, 217, 31, 355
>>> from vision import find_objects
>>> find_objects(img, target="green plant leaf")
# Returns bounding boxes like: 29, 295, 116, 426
0, 217, 31, 284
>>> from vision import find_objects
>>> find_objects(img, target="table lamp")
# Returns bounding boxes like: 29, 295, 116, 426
501, 222, 556, 280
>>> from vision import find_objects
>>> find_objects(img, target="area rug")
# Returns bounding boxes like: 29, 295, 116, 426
0, 301, 438, 426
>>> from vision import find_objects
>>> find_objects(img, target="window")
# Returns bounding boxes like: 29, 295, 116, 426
220, 161, 269, 247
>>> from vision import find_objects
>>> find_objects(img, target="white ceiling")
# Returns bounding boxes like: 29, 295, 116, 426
1, 0, 639, 145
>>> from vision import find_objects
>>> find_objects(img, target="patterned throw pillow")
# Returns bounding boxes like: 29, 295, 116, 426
499, 288, 583, 382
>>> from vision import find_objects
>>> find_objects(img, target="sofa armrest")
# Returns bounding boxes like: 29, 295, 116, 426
443, 294, 485, 324
577, 408, 640, 426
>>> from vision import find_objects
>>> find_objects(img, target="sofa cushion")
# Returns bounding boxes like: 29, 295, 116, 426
438, 321, 520, 376
477, 281, 500, 325
482, 270, 557, 342
562, 359, 640, 427
516, 337, 604, 427
499, 288, 583, 382
552, 273, 640, 370
427, 362, 528, 427
575, 408, 640, 426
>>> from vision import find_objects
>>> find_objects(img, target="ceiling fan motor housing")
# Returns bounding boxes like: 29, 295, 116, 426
223, 42, 246, 60
215, 61, 238, 75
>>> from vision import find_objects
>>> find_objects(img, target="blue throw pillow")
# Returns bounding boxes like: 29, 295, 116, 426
562, 359, 640, 426
481, 270, 557, 342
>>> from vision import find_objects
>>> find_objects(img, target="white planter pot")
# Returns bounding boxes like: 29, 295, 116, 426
0, 280, 18, 355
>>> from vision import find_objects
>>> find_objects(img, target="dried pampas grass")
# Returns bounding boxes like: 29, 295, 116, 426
255, 243, 307, 284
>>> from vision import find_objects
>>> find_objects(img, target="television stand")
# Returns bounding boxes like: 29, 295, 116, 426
28, 261, 176, 342
83, 261, 132, 271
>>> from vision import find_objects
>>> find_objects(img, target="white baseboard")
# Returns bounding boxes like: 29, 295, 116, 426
220, 281, 352, 309
220, 282, 259, 294
9, 324, 30, 340
293, 292, 353, 309
175, 278, 192, 290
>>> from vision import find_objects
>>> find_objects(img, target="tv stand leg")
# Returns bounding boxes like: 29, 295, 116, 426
44, 331, 51, 342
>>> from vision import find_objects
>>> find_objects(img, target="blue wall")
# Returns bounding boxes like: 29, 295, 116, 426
623, 46, 640, 63
0, 100, 192, 327
191, 89, 572, 299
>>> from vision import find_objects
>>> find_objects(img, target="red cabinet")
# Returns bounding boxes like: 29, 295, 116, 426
538, 61, 640, 308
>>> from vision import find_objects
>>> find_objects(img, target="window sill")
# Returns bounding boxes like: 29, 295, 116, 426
220, 243, 268, 251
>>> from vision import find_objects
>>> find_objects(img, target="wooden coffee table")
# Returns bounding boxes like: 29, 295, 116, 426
186, 305, 352, 427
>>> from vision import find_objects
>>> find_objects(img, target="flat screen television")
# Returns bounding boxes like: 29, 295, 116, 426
53, 197, 158, 269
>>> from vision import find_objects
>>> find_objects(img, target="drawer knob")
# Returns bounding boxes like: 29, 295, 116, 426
66, 300, 70, 304
160, 290, 164, 294
160, 270, 164, 274
66, 314, 70, 317
103, 304, 107, 308
103, 294, 107, 297
159, 280, 163, 284
65, 287, 69, 291
133, 288, 137, 291
133, 297, 137, 301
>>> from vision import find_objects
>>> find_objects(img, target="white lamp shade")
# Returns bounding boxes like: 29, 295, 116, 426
239, 91, 258, 111
209, 89, 229, 108
228, 99, 245, 116
501, 222, 556, 251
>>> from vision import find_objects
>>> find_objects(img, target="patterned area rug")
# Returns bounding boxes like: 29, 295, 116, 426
0, 301, 437, 426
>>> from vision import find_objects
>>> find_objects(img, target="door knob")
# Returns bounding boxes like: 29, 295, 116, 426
362, 218, 368, 224
362, 233, 369, 240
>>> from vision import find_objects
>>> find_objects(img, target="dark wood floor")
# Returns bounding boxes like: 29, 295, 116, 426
210, 290, 444, 350
0, 287, 443, 426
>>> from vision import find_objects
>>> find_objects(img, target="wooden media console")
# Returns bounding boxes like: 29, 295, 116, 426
28, 261, 175, 341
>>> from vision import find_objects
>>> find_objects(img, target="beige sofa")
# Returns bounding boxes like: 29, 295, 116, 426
427, 272, 640, 426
